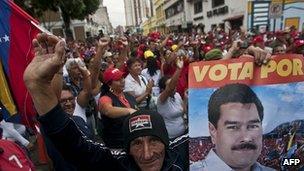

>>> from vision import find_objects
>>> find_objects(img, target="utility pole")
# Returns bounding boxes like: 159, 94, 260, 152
280, 0, 285, 29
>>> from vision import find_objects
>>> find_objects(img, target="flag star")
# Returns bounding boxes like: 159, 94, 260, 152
3, 35, 9, 42
135, 118, 145, 128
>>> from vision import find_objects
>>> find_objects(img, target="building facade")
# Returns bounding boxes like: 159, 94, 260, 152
202, 0, 247, 31
248, 0, 304, 32
90, 2, 113, 35
154, 0, 167, 33
124, 0, 154, 32
164, 0, 194, 32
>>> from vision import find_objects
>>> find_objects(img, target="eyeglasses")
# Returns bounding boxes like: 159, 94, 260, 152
60, 97, 74, 105
275, 50, 285, 53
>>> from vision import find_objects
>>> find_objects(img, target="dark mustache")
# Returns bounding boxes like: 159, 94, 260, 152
231, 143, 257, 150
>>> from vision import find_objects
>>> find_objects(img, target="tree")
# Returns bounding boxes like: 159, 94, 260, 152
59, 0, 100, 40
15, 0, 100, 40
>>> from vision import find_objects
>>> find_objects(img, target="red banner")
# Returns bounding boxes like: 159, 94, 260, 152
189, 54, 304, 89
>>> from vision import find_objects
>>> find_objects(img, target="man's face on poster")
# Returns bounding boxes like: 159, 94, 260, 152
209, 102, 263, 170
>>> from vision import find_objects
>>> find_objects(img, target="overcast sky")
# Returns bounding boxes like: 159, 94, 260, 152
103, 0, 126, 28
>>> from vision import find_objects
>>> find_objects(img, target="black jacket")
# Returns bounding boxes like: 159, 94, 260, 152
100, 92, 137, 148
38, 104, 188, 171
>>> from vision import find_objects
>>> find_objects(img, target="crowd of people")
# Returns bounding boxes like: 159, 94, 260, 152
1, 25, 304, 170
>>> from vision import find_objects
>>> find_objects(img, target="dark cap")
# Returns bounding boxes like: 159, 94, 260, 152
123, 110, 169, 150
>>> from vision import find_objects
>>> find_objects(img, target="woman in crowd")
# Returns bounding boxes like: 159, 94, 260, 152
124, 58, 154, 110
141, 50, 162, 97
157, 57, 187, 140
98, 67, 137, 149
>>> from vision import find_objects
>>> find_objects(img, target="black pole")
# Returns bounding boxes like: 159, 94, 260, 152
273, 18, 276, 32
280, 0, 285, 30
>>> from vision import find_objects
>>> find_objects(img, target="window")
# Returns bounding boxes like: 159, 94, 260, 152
212, 0, 224, 8
165, 1, 184, 18
194, 1, 203, 14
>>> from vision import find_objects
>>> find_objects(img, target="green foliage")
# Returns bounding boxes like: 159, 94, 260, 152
16, 0, 100, 39
16, 0, 100, 19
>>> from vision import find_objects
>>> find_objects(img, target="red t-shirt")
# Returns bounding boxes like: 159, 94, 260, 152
163, 63, 176, 77
0, 140, 35, 171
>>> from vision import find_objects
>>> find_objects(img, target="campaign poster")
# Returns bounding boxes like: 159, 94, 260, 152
188, 55, 304, 170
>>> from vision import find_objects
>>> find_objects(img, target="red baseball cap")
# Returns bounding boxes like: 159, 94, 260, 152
253, 36, 264, 44
295, 39, 304, 48
202, 44, 213, 53
103, 67, 124, 84
275, 31, 285, 36
166, 39, 173, 47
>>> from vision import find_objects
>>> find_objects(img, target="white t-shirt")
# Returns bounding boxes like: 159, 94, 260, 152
73, 98, 87, 122
141, 69, 161, 97
124, 74, 148, 108
157, 93, 186, 139
0, 121, 29, 146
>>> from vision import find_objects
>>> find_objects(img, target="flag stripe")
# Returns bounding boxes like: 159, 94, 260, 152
0, 60, 17, 115
0, 0, 11, 74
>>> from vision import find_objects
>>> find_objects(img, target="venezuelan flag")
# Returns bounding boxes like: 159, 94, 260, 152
0, 59, 17, 117
0, 0, 40, 126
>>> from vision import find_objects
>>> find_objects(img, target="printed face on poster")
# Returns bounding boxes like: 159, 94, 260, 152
188, 55, 304, 171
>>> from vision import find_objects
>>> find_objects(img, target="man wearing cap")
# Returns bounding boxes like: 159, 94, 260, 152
24, 34, 187, 170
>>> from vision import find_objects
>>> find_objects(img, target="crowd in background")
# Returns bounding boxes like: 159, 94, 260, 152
1, 25, 304, 170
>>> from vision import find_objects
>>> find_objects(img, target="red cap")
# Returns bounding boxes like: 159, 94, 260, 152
138, 44, 146, 50
166, 39, 173, 47
202, 44, 213, 53
295, 39, 304, 48
253, 36, 264, 44
148, 32, 161, 42
275, 31, 285, 36
103, 68, 124, 84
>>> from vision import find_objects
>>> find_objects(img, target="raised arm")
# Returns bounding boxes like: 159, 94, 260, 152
89, 38, 109, 91
158, 58, 183, 104
77, 65, 92, 108
117, 37, 129, 68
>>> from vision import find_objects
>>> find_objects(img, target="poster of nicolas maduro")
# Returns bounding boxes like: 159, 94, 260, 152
188, 55, 304, 171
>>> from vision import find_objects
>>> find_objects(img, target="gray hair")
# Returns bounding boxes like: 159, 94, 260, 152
65, 58, 85, 70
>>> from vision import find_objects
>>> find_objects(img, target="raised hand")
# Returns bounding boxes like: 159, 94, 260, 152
119, 37, 128, 47
24, 33, 66, 115
77, 59, 91, 78
24, 33, 66, 86
176, 57, 184, 69
98, 37, 110, 51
